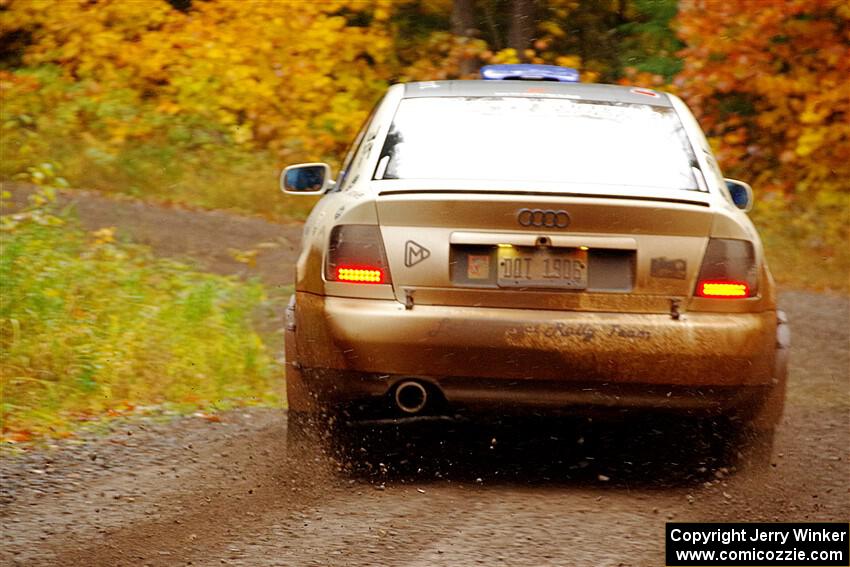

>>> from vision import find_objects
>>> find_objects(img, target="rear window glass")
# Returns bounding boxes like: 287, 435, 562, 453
375, 97, 699, 191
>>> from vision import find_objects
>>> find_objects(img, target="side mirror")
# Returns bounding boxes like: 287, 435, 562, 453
280, 163, 334, 195
725, 178, 753, 212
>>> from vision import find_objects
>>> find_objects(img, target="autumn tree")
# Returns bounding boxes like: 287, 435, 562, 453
675, 0, 850, 200
0, 0, 398, 162
452, 0, 480, 73
507, 0, 537, 57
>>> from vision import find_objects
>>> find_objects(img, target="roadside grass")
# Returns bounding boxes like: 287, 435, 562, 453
0, 189, 281, 444
0, 66, 318, 223
762, 233, 849, 294
1, 137, 319, 224
751, 196, 849, 294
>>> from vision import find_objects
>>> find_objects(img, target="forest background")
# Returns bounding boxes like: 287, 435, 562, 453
2, 0, 848, 289
0, 0, 847, 441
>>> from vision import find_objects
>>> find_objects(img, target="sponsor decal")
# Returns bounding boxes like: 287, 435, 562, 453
651, 257, 687, 280
467, 254, 490, 279
404, 240, 431, 267
509, 324, 652, 342
608, 325, 651, 339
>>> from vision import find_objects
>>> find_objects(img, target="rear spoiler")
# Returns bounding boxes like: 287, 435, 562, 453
377, 188, 711, 208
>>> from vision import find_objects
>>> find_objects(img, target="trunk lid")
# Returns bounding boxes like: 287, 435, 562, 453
375, 186, 713, 314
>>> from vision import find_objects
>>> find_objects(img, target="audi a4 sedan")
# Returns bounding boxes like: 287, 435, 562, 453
280, 64, 788, 461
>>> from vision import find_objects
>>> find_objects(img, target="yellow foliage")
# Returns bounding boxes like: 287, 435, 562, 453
1, 0, 396, 162
1, 0, 595, 180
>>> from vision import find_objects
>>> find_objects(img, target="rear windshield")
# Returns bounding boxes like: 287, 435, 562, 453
374, 97, 700, 190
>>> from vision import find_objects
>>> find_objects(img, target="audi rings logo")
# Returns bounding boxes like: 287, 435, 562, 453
517, 208, 571, 229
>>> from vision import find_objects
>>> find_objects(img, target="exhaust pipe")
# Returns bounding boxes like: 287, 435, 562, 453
394, 381, 428, 414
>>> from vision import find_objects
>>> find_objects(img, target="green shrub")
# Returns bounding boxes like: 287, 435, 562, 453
0, 190, 280, 442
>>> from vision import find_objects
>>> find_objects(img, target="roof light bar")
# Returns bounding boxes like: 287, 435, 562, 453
480, 64, 580, 83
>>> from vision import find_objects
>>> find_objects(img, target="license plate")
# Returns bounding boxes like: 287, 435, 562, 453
497, 247, 588, 289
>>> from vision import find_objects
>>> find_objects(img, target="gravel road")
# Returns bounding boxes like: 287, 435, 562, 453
3, 183, 302, 288
1, 185, 848, 566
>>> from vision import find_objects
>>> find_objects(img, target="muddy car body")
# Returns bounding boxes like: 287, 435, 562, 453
281, 67, 788, 448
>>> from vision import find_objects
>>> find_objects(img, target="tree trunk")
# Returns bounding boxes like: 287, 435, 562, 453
451, 0, 477, 36
452, 0, 479, 76
508, 0, 536, 60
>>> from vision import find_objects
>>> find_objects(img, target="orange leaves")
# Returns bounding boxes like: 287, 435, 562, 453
680, 0, 850, 288
675, 0, 850, 197
193, 412, 222, 423
2, 430, 34, 444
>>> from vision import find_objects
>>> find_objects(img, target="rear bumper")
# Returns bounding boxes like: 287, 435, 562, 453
291, 292, 779, 413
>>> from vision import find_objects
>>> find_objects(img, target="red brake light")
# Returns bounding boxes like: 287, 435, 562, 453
326, 225, 392, 284
694, 238, 757, 299
697, 280, 750, 298
335, 265, 385, 284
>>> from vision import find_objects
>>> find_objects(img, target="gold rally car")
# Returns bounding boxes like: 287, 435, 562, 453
281, 65, 789, 455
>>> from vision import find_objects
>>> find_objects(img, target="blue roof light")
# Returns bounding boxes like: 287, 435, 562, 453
480, 64, 580, 83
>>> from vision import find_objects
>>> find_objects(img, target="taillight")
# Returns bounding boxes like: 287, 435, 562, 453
697, 280, 750, 298
326, 225, 391, 284
336, 266, 385, 283
695, 238, 757, 298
